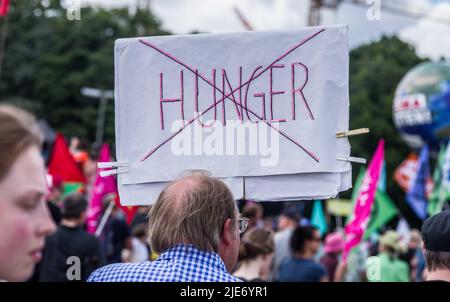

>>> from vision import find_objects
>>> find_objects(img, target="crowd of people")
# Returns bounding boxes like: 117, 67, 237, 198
1, 104, 450, 283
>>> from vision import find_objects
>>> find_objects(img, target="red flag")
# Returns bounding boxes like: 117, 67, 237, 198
394, 153, 418, 192
48, 133, 86, 183
394, 152, 433, 196
0, 0, 9, 17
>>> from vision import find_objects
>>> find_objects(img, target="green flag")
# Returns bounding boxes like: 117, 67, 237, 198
347, 162, 398, 238
363, 191, 398, 239
351, 166, 366, 203
428, 144, 448, 216
63, 182, 84, 196
311, 200, 328, 236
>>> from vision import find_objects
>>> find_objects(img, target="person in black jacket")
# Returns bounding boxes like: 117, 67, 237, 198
39, 193, 106, 282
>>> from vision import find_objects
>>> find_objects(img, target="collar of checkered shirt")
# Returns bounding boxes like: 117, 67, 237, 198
155, 244, 227, 272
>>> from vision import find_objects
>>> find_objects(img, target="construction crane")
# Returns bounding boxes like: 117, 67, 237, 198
234, 1, 450, 31
234, 1, 342, 29
308, 0, 450, 27
234, 6, 254, 31
137, 0, 151, 11
308, 0, 342, 26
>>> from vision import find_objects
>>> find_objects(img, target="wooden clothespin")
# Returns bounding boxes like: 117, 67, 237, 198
336, 128, 369, 138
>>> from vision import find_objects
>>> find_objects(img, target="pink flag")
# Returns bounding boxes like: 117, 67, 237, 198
86, 144, 117, 234
343, 139, 385, 260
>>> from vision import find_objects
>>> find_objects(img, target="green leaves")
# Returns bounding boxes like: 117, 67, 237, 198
347, 36, 424, 219
0, 3, 429, 224
1, 0, 168, 147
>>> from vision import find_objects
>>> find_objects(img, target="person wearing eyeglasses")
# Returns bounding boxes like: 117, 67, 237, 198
277, 225, 328, 282
88, 172, 245, 282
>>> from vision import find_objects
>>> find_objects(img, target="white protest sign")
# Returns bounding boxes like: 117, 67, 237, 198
113, 25, 352, 205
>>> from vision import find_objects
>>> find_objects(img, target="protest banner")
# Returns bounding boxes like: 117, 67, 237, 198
107, 25, 354, 205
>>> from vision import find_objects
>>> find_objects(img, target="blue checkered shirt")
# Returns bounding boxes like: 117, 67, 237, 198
87, 244, 242, 282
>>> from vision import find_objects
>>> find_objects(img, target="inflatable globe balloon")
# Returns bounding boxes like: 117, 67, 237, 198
393, 61, 450, 149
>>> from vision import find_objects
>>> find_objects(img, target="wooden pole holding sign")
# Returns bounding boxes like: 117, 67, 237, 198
95, 200, 115, 237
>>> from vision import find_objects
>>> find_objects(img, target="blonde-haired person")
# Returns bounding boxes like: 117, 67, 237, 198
88, 172, 245, 282
0, 105, 56, 281
234, 228, 275, 282
366, 231, 409, 282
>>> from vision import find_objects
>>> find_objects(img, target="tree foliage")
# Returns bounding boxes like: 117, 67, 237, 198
0, 1, 427, 224
0, 0, 169, 142
348, 36, 425, 226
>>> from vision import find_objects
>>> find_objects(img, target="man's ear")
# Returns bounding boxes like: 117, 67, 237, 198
221, 218, 235, 246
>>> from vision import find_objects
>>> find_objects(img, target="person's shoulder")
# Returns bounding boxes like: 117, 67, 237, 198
87, 262, 150, 282
237, 277, 264, 282
217, 273, 243, 282
299, 259, 327, 280
87, 263, 124, 282
76, 229, 101, 247
194, 258, 242, 282
314, 261, 327, 275
83, 232, 101, 244
279, 257, 296, 269
366, 255, 381, 265
45, 228, 60, 242
45, 225, 69, 243
395, 258, 409, 270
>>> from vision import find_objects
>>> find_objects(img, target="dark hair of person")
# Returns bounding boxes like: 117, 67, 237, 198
424, 250, 450, 272
290, 225, 318, 254
61, 193, 88, 219
238, 228, 274, 261
242, 203, 263, 220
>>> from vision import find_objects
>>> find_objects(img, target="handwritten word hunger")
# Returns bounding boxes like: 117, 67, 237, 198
158, 63, 313, 130
138, 28, 325, 162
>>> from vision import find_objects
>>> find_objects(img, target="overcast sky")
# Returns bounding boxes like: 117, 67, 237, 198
83, 0, 450, 60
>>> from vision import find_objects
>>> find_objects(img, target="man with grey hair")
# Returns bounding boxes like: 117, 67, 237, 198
88, 173, 246, 282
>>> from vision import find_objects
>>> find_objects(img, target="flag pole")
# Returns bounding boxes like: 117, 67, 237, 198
95, 200, 115, 237
336, 214, 342, 230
